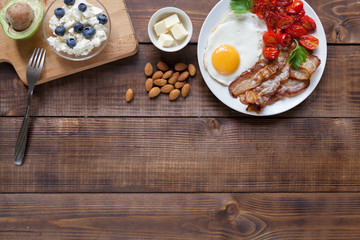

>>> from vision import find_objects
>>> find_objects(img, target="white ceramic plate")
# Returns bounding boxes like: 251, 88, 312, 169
197, 0, 327, 116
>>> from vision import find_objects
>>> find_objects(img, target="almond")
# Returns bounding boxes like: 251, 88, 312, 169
125, 89, 134, 103
174, 81, 186, 89
181, 83, 190, 98
163, 70, 173, 79
188, 64, 196, 76
149, 87, 161, 98
153, 79, 167, 87
168, 72, 179, 85
174, 62, 187, 72
178, 71, 189, 82
169, 89, 181, 101
161, 84, 175, 93
145, 78, 153, 92
152, 71, 163, 80
157, 62, 169, 71
144, 62, 153, 77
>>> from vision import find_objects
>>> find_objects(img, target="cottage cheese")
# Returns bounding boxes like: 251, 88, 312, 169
48, 0, 108, 56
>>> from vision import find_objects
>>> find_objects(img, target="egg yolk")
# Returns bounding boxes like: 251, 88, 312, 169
212, 45, 240, 75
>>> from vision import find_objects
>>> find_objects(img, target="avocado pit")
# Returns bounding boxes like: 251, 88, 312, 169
5, 2, 34, 31
0, 0, 44, 39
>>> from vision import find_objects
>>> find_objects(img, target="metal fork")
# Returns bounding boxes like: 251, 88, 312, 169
14, 48, 46, 166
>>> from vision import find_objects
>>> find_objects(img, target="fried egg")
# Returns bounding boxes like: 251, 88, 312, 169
204, 11, 267, 86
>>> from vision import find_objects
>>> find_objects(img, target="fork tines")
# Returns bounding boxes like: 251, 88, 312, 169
28, 48, 46, 69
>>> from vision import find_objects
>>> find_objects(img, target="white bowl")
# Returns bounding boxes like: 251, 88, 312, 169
148, 7, 193, 52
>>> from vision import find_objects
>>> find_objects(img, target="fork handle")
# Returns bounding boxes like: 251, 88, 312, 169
14, 89, 34, 166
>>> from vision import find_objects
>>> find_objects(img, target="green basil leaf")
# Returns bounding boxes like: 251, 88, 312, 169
230, 0, 253, 14
288, 40, 308, 69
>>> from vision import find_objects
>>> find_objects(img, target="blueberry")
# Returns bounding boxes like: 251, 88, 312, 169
64, 0, 75, 5
55, 26, 66, 36
97, 14, 108, 24
78, 3, 87, 12
73, 22, 84, 33
82, 26, 95, 39
54, 8, 65, 18
66, 38, 76, 48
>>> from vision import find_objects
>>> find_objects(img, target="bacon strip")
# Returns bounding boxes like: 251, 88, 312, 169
290, 55, 321, 80
290, 68, 309, 80
244, 63, 290, 109
300, 55, 321, 75
275, 55, 320, 102
229, 47, 293, 97
245, 54, 321, 112
268, 78, 310, 105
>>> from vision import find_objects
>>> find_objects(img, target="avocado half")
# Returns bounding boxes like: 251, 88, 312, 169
0, 0, 44, 40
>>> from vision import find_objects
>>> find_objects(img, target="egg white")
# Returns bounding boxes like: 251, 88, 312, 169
203, 11, 267, 86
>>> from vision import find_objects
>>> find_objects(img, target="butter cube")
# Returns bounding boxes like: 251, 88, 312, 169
164, 14, 180, 29
158, 33, 174, 47
170, 23, 188, 40
154, 20, 168, 36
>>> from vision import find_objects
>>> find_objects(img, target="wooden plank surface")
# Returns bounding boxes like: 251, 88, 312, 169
1, 0, 360, 238
0, 0, 138, 85
1, 117, 359, 193
126, 0, 360, 44
1, 45, 359, 118
1, 193, 360, 239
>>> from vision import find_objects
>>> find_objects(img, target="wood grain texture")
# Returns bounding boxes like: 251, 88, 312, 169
0, 0, 138, 85
0, 45, 359, 118
1, 193, 360, 239
1, 117, 359, 193
314, 0, 360, 43
0, 0, 359, 238
126, 0, 360, 44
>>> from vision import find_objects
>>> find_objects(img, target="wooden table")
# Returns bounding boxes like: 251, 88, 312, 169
1, 0, 360, 239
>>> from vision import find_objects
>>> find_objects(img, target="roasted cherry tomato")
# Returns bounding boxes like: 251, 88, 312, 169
275, 5, 287, 16
253, 0, 264, 4
268, 0, 277, 9
276, 0, 292, 7
255, 0, 277, 8
256, 3, 271, 19
275, 28, 283, 35
270, 0, 277, 5
277, 33, 292, 47
266, 12, 279, 30
285, 0, 303, 15
277, 15, 294, 29
263, 31, 279, 47
292, 9, 305, 22
251, 5, 256, 13
263, 47, 279, 59
300, 15, 317, 32
299, 35, 319, 50
252, 0, 261, 7
286, 24, 307, 38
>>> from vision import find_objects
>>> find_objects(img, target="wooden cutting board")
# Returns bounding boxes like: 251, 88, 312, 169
0, 0, 138, 85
